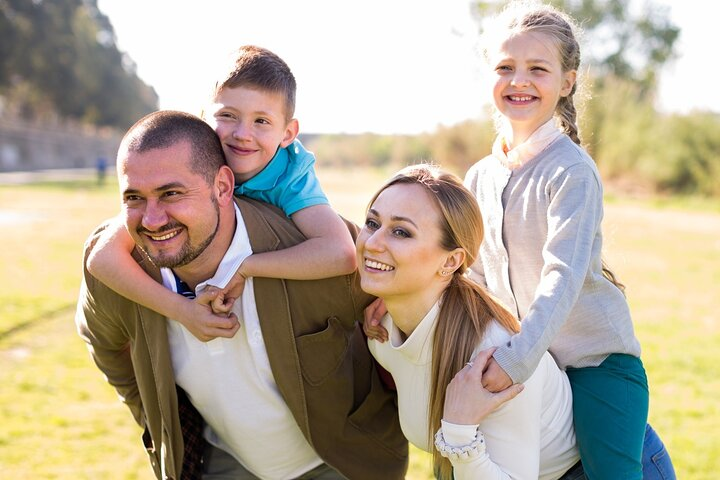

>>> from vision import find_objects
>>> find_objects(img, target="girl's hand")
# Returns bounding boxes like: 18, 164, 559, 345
363, 298, 389, 342
443, 348, 524, 425
176, 287, 240, 342
480, 354, 513, 392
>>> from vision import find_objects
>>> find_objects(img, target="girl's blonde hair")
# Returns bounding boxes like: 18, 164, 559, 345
368, 164, 519, 479
482, 1, 583, 145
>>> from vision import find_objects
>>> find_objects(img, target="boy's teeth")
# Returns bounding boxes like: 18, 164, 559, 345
365, 259, 394, 271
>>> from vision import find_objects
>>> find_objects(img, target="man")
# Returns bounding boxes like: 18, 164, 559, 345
75, 111, 408, 480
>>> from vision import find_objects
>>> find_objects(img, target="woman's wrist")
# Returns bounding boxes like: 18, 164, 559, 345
440, 419, 481, 447
434, 426, 486, 461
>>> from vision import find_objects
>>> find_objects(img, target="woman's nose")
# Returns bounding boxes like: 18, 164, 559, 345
363, 228, 385, 252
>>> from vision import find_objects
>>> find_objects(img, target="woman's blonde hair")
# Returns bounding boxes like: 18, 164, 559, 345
368, 164, 519, 479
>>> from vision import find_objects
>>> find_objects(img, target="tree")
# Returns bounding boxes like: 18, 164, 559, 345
0, 0, 157, 128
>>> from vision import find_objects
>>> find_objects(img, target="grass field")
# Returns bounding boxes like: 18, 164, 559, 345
0, 167, 718, 479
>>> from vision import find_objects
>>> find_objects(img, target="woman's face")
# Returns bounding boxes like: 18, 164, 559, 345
356, 183, 451, 304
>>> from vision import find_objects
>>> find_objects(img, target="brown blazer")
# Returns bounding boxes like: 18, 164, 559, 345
76, 196, 408, 480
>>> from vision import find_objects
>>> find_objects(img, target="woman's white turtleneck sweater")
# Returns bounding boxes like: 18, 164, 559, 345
368, 302, 579, 480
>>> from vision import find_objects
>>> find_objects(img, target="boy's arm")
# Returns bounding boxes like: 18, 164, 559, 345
86, 220, 240, 341
237, 204, 357, 280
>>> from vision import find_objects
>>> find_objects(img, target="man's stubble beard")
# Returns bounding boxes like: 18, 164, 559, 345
138, 194, 221, 269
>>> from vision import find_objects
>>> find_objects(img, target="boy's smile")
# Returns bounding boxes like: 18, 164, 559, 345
206, 86, 298, 183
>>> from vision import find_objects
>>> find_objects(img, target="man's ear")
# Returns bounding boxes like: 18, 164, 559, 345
215, 165, 236, 205
280, 118, 299, 148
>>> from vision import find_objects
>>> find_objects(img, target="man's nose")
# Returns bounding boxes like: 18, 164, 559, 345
141, 200, 168, 231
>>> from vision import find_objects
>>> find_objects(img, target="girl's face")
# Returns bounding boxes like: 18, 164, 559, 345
488, 31, 576, 145
356, 183, 451, 305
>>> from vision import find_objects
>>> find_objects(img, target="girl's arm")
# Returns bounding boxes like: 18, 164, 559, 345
86, 219, 240, 341
236, 204, 357, 280
494, 163, 604, 383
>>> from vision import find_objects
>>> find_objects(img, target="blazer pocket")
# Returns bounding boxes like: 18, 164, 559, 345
296, 316, 348, 386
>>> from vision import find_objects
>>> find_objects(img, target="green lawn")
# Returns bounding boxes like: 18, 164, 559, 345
0, 168, 717, 479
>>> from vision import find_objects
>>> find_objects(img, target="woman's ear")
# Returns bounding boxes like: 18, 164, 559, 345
440, 248, 466, 276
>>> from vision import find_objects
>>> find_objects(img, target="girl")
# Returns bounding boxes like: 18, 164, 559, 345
467, 2, 648, 477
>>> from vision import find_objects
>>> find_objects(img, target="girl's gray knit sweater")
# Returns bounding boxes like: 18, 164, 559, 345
465, 135, 641, 383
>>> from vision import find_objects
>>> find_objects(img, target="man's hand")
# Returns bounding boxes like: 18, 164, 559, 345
480, 353, 513, 392
363, 298, 389, 342
443, 348, 524, 425
176, 287, 240, 342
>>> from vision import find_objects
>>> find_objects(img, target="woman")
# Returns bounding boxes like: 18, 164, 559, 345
357, 164, 674, 479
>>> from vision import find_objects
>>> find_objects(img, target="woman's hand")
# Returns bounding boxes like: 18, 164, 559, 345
443, 348, 524, 425
363, 298, 389, 342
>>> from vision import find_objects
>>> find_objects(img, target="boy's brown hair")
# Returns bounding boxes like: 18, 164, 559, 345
213, 45, 296, 121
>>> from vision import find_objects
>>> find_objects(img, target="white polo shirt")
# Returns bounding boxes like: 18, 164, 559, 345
161, 203, 322, 480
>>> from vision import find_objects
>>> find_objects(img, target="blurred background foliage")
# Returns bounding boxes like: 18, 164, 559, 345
0, 0, 157, 128
1, 0, 718, 196
309, 0, 719, 197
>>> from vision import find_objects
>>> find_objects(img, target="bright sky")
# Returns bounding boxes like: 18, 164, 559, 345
97, 0, 718, 135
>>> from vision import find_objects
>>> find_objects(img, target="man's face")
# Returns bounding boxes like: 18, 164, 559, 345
118, 140, 220, 268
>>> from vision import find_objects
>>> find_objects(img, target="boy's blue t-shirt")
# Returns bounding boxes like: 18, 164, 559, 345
233, 139, 328, 217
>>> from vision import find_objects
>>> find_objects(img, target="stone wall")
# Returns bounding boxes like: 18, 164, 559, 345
0, 118, 122, 172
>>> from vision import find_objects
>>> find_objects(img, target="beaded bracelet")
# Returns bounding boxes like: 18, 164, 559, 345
434, 428, 486, 460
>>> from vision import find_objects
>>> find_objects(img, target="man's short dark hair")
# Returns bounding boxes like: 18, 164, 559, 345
120, 110, 226, 185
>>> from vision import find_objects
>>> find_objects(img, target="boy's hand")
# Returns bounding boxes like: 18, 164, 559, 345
222, 264, 248, 308
203, 285, 235, 315
363, 298, 389, 342
480, 353, 513, 392
443, 348, 524, 425
177, 288, 240, 342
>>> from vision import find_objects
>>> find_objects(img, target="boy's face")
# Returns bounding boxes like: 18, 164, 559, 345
206, 86, 298, 183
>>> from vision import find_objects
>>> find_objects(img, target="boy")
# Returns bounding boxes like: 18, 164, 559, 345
87, 45, 356, 340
